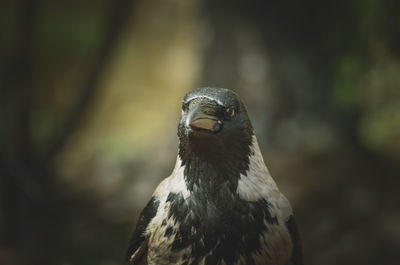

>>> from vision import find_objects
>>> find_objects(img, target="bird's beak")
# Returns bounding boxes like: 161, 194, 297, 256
186, 104, 222, 133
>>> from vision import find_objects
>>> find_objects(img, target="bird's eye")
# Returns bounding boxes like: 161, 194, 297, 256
226, 108, 235, 118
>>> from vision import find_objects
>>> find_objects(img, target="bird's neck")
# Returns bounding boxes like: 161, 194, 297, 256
178, 132, 254, 194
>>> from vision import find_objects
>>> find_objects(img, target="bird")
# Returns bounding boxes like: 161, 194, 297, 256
126, 87, 303, 265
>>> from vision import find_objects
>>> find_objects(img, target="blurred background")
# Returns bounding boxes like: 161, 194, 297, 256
1, 0, 400, 264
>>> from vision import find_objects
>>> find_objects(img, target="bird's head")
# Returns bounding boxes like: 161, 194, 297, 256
177, 87, 254, 174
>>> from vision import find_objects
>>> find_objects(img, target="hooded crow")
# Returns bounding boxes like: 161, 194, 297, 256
126, 87, 303, 265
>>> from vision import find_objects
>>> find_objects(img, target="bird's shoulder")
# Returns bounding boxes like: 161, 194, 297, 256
154, 159, 189, 201
126, 161, 188, 264
126, 195, 160, 264
268, 191, 303, 265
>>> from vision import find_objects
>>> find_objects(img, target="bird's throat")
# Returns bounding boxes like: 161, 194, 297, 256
178, 134, 253, 195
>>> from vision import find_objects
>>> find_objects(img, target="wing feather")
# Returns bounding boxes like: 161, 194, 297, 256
126, 196, 160, 264
285, 215, 304, 265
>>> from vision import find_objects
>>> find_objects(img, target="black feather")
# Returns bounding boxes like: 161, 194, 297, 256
126, 196, 160, 264
183, 87, 240, 109
286, 215, 304, 265
167, 191, 278, 265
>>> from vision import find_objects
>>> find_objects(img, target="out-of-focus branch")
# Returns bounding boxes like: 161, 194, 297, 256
42, 0, 136, 162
